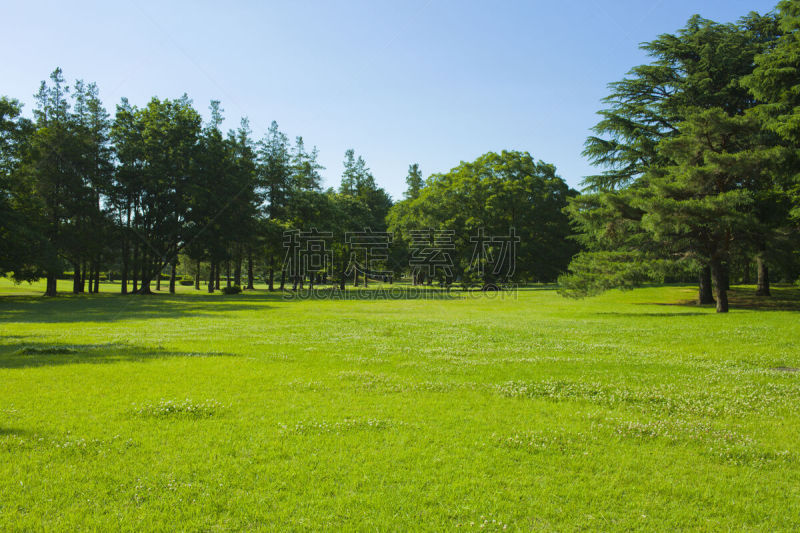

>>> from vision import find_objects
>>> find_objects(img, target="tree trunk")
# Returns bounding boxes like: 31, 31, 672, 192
710, 258, 729, 313
226, 260, 232, 287
208, 261, 215, 293
93, 262, 100, 293
156, 269, 161, 291
246, 249, 254, 290
280, 269, 285, 290
268, 263, 274, 292
139, 269, 152, 295
234, 250, 242, 287
309, 272, 314, 290
121, 242, 129, 295
698, 265, 714, 304
132, 244, 139, 293
195, 259, 201, 290
215, 267, 221, 290
73, 263, 81, 294
756, 255, 770, 296
80, 260, 87, 293
85, 264, 93, 294
45, 273, 58, 296
169, 262, 177, 294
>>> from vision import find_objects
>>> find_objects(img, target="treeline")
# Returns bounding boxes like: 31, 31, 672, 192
0, 70, 576, 295
560, 0, 800, 312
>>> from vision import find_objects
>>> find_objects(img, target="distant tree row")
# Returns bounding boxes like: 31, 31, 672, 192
0, 71, 575, 295
560, 0, 800, 312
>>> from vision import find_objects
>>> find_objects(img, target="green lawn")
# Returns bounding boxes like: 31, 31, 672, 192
1, 279, 799, 530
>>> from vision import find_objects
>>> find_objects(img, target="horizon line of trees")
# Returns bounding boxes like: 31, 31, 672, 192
0, 71, 576, 295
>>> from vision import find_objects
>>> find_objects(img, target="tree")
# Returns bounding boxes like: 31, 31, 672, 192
743, 0, 800, 292
256, 121, 293, 290
112, 95, 201, 294
0, 97, 46, 282
563, 13, 783, 310
404, 163, 424, 200
388, 151, 575, 285
637, 109, 776, 312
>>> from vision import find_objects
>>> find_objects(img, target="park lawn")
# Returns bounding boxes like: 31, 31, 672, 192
1, 279, 799, 530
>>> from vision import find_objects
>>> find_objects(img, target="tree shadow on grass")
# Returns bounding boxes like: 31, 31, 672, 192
0, 340, 236, 369
622, 285, 800, 313
597, 311, 710, 317
0, 292, 276, 324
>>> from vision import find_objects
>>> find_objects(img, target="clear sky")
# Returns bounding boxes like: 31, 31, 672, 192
2, 0, 780, 198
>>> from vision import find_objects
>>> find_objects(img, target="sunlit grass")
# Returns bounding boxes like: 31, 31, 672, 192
1, 278, 799, 530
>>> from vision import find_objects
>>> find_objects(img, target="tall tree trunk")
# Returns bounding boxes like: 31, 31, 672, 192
156, 268, 162, 291
268, 263, 274, 292
195, 259, 201, 290
354, 268, 360, 287
756, 255, 770, 296
121, 240, 129, 295
226, 260, 232, 288
234, 248, 242, 287
81, 260, 87, 293
280, 269, 285, 290
45, 273, 57, 296
710, 258, 729, 313
93, 260, 100, 293
246, 249, 254, 290
309, 272, 314, 290
132, 244, 139, 294
139, 255, 153, 295
215, 267, 221, 290
85, 264, 93, 294
169, 261, 177, 294
208, 261, 215, 293
698, 265, 714, 304
73, 263, 81, 294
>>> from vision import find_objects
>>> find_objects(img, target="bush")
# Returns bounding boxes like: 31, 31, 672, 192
221, 285, 242, 295
179, 280, 194, 286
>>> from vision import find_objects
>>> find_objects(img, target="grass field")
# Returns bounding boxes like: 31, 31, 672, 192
1, 279, 800, 530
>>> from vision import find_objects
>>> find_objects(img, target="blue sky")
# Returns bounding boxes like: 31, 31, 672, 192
2, 0, 779, 198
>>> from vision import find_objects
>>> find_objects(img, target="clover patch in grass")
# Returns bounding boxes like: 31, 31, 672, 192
278, 418, 404, 435
132, 399, 225, 419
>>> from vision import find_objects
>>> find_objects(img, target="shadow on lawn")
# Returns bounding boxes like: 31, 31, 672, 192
597, 311, 710, 317
0, 286, 469, 323
629, 286, 800, 313
0, 292, 276, 324
0, 340, 235, 369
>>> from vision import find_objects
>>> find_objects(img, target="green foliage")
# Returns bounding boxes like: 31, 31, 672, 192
558, 252, 665, 298
221, 284, 242, 294
565, 11, 793, 312
388, 150, 576, 283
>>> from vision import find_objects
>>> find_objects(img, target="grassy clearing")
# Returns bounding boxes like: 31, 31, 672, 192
1, 279, 799, 530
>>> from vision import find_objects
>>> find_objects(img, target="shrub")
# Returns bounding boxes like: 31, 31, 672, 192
179, 280, 194, 286
221, 285, 242, 295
